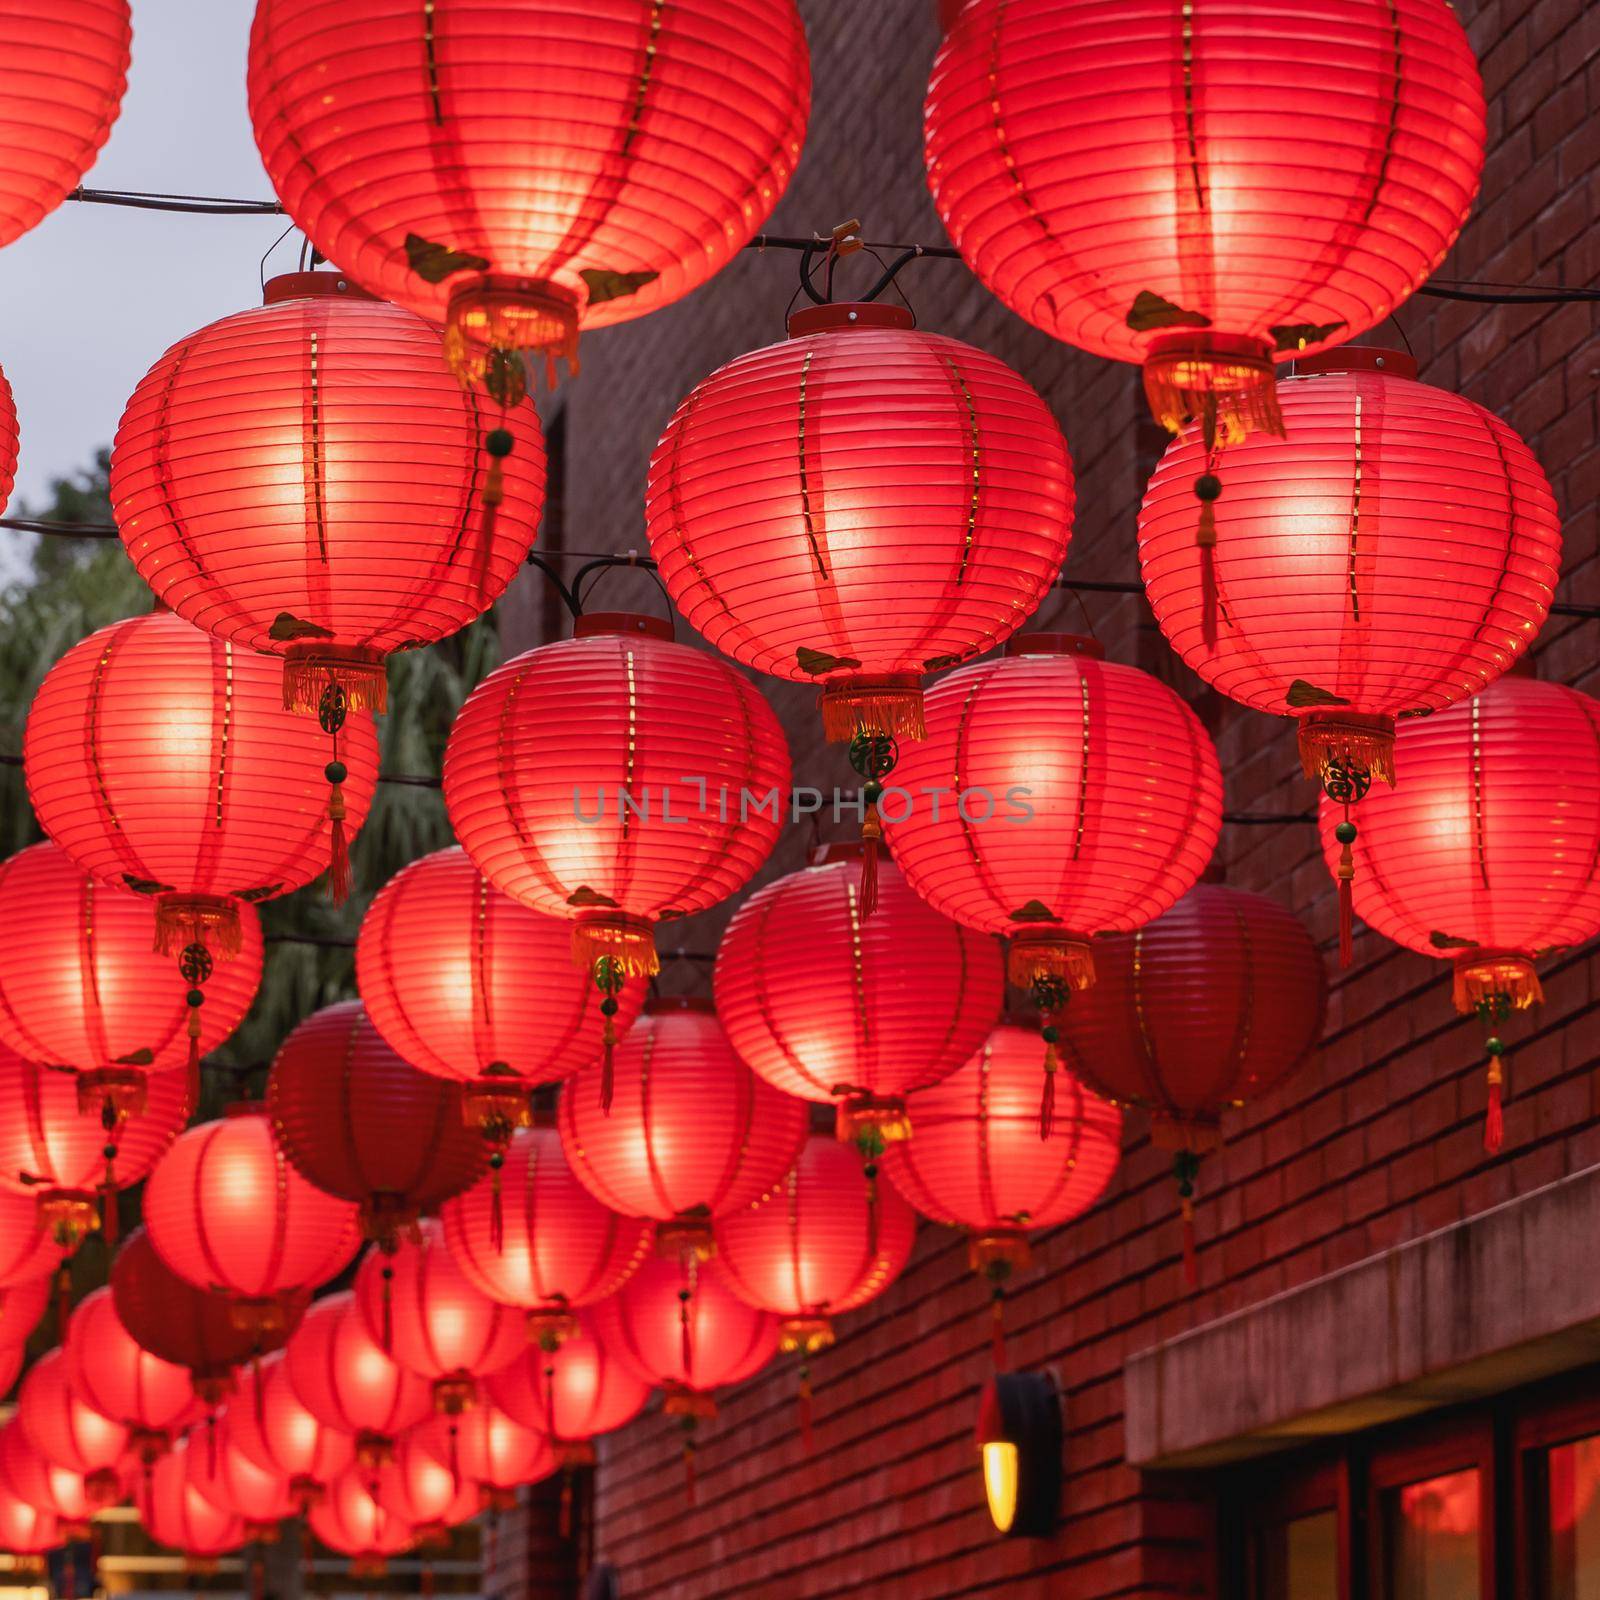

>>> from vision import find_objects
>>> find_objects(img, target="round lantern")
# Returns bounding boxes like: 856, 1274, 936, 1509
0, 1483, 59, 1561
0, 1048, 195, 1249
248, 0, 810, 383
884, 1023, 1122, 1355
0, 1421, 109, 1532
924, 0, 1486, 439
0, 0, 130, 250
1318, 672, 1600, 1152
414, 1405, 555, 1511
440, 1126, 648, 1348
139, 1441, 244, 1567
266, 1000, 486, 1251
372, 1435, 477, 1542
224, 1352, 354, 1504
714, 843, 1005, 1146
352, 1219, 525, 1413
186, 1423, 297, 1536
283, 1292, 432, 1464
0, 366, 16, 515
0, 1273, 50, 1351
309, 1468, 413, 1572
485, 1309, 651, 1462
357, 845, 646, 1149
0, 1348, 20, 1408
646, 302, 1075, 749
63, 1287, 198, 1462
111, 1227, 308, 1408
445, 613, 790, 990
17, 1351, 126, 1504
112, 273, 546, 716
0, 1183, 65, 1288
883, 637, 1223, 1115
558, 997, 809, 1257
143, 1107, 360, 1325
23, 610, 380, 949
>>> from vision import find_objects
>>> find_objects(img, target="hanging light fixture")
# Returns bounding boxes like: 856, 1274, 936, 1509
975, 1371, 1062, 1539
16, 1351, 126, 1508
223, 1352, 354, 1511
308, 1468, 415, 1575
137, 1441, 246, 1570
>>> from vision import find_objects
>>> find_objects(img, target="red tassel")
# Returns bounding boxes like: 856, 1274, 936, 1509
187, 1005, 201, 1074
678, 1289, 694, 1381
100, 1184, 117, 1249
864, 1163, 879, 1261
253, 1355, 267, 1438
207, 1410, 219, 1478
1197, 477, 1219, 649
860, 805, 881, 918
489, 1163, 504, 1255
250, 1554, 265, 1600
797, 1365, 814, 1455
1485, 1063, 1505, 1155
55, 1264, 71, 1340
380, 1264, 394, 1351
600, 1023, 615, 1116
1039, 1055, 1056, 1142
421, 1561, 435, 1600
1180, 1194, 1199, 1289
990, 1285, 1006, 1371
1338, 873, 1354, 968
448, 1420, 461, 1493
327, 784, 350, 906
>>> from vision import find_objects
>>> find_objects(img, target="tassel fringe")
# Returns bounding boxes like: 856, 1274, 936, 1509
1142, 334, 1284, 443
1485, 1063, 1505, 1155
1298, 714, 1396, 789
819, 678, 925, 743
154, 895, 242, 959
444, 277, 580, 392
1454, 953, 1543, 1014
571, 915, 658, 978
282, 653, 387, 716
1007, 931, 1095, 992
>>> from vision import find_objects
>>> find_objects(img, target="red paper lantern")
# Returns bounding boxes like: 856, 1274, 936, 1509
0, 366, 15, 514
0, 1421, 111, 1530
0, 1348, 20, 1407
1319, 672, 1600, 1151
112, 273, 546, 716
0, 1273, 49, 1351
371, 1435, 478, 1541
267, 1000, 487, 1250
23, 610, 380, 949
185, 1424, 297, 1534
646, 302, 1074, 742
0, 1049, 195, 1249
0, 1181, 66, 1287
440, 1126, 648, 1348
558, 997, 809, 1257
353, 1219, 525, 1413
17, 1351, 126, 1502
63, 1287, 198, 1461
248, 0, 809, 382
0, 1482, 59, 1557
283, 1292, 432, 1462
225, 1352, 354, 1503
485, 1308, 651, 1457
445, 614, 789, 983
309, 1468, 413, 1570
357, 845, 646, 1146
924, 0, 1485, 439
111, 1227, 307, 1407
139, 1441, 244, 1565
0, 0, 130, 250
414, 1405, 555, 1508
714, 844, 1004, 1145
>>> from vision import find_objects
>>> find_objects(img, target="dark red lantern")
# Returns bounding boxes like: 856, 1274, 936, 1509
1318, 673, 1600, 1152
0, 0, 129, 249
0, 1483, 59, 1558
266, 1000, 486, 1251
925, 0, 1485, 439
413, 1405, 555, 1510
249, 0, 809, 382
558, 997, 808, 1257
371, 1435, 478, 1541
646, 303, 1074, 744
715, 844, 1004, 1147
113, 273, 546, 716
308, 1468, 414, 1571
23, 610, 380, 944
138, 1441, 244, 1566
352, 1219, 525, 1413
16, 1351, 126, 1504
440, 1126, 648, 1349
224, 1352, 354, 1504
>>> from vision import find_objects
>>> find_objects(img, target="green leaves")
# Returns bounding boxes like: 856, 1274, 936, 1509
1009, 900, 1061, 924
1429, 931, 1480, 950
566, 885, 620, 909
796, 646, 862, 677
1285, 679, 1351, 709
269, 612, 334, 642
405, 233, 490, 284
114, 1048, 155, 1065
121, 874, 174, 896
580, 267, 659, 306
1126, 290, 1211, 333
1272, 320, 1346, 353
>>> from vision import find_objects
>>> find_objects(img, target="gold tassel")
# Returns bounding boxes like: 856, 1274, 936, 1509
282, 650, 387, 715
153, 895, 242, 959
1297, 713, 1396, 788
1007, 931, 1095, 992
1141, 333, 1285, 442
819, 677, 925, 743
570, 915, 658, 977
1453, 953, 1543, 1014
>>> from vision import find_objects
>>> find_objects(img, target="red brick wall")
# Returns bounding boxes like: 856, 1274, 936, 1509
491, 0, 1600, 1593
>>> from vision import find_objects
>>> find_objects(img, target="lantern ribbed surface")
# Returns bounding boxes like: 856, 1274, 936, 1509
143, 1110, 362, 1303
310, 1468, 414, 1561
924, 0, 1484, 431
17, 1350, 126, 1480
284, 1292, 433, 1446
225, 1352, 354, 1492
0, 1422, 105, 1524
0, 1274, 50, 1352
645, 303, 1074, 733
358, 846, 644, 1087
714, 848, 1005, 1128
414, 1405, 555, 1495
373, 1435, 479, 1532
112, 274, 546, 714
0, 844, 263, 1076
63, 1287, 198, 1443
23, 610, 379, 948
1056, 885, 1327, 1150
485, 1308, 651, 1443
187, 1427, 297, 1527
0, 367, 17, 514
444, 616, 790, 976
440, 1127, 648, 1331
139, 1442, 245, 1560
0, 1, 130, 249
0, 1183, 65, 1290
266, 1000, 487, 1247
248, 0, 809, 373
0, 1485, 58, 1556
558, 999, 809, 1236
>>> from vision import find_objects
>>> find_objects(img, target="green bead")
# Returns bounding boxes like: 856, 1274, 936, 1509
863, 1162, 877, 1180
863, 780, 883, 804
186, 989, 205, 1008
325, 760, 347, 785
1335, 821, 1358, 844
599, 997, 619, 1017
103, 1144, 118, 1161
1194, 473, 1223, 503
488, 1150, 504, 1170
1041, 1025, 1059, 1044
677, 1288, 692, 1304
1485, 1037, 1504, 1056
486, 428, 515, 458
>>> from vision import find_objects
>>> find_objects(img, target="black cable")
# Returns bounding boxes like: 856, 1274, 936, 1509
524, 553, 582, 618
0, 515, 117, 539
66, 186, 284, 216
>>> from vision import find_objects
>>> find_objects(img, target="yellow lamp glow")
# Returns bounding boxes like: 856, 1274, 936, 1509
982, 1440, 1020, 1534
975, 1371, 1062, 1539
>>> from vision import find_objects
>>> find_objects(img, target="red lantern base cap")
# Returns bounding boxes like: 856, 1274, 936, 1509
654, 1215, 716, 1262
262, 271, 376, 306
1452, 951, 1545, 1014
573, 612, 674, 643
154, 893, 243, 957
1294, 345, 1418, 381
786, 301, 915, 339
1297, 711, 1396, 788
76, 1065, 148, 1120
778, 1315, 834, 1355
1149, 1112, 1225, 1154
1005, 633, 1105, 660
662, 1382, 717, 1420
969, 1228, 1033, 1280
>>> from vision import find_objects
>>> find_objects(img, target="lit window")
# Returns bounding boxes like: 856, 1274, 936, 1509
1385, 1468, 1480, 1597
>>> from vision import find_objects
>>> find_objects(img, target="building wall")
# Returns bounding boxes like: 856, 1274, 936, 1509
490, 0, 1600, 1593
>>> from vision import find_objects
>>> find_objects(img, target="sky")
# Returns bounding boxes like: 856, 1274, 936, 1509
0, 2, 289, 566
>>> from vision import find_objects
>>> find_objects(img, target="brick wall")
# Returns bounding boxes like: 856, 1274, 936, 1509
492, 0, 1600, 1593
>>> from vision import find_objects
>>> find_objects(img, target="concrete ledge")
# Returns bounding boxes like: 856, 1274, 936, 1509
1126, 1162, 1600, 1468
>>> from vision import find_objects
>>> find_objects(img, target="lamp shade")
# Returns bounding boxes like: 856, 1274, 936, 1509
645, 303, 1074, 740
485, 1308, 651, 1448
224, 1352, 354, 1498
138, 1441, 245, 1562
248, 0, 809, 378
112, 273, 546, 715
62, 1287, 198, 1454
16, 1351, 126, 1492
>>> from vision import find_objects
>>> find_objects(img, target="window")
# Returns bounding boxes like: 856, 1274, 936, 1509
1243, 1462, 1347, 1600
1370, 1426, 1494, 1600
1517, 1388, 1600, 1600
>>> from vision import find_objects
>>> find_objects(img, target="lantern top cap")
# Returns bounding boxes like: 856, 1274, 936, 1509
263, 271, 378, 307
1293, 346, 1418, 381
643, 996, 715, 1017
786, 302, 915, 339
807, 840, 866, 866
1004, 633, 1105, 660
572, 613, 674, 643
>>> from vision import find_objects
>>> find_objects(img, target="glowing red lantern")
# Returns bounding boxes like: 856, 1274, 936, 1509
414, 1405, 555, 1509
441, 1126, 648, 1348
248, 0, 809, 382
558, 998, 809, 1257
925, 0, 1485, 440
1318, 672, 1600, 1152
0, 0, 129, 249
357, 845, 646, 1148
63, 1287, 198, 1462
309, 1468, 413, 1571
0, 1273, 49, 1351
266, 1001, 486, 1251
0, 1348, 20, 1407
143, 1108, 360, 1324
283, 1292, 432, 1463
224, 1352, 354, 1503
646, 303, 1074, 746
0, 1421, 111, 1531
353, 1219, 524, 1412
17, 1351, 126, 1503
23, 610, 380, 946
0, 1483, 59, 1558
112, 273, 546, 716
0, 1182, 65, 1286
0, 367, 15, 514
371, 1435, 477, 1541
715, 844, 1004, 1146
883, 1022, 1121, 1353
139, 1442, 244, 1565
185, 1424, 297, 1535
